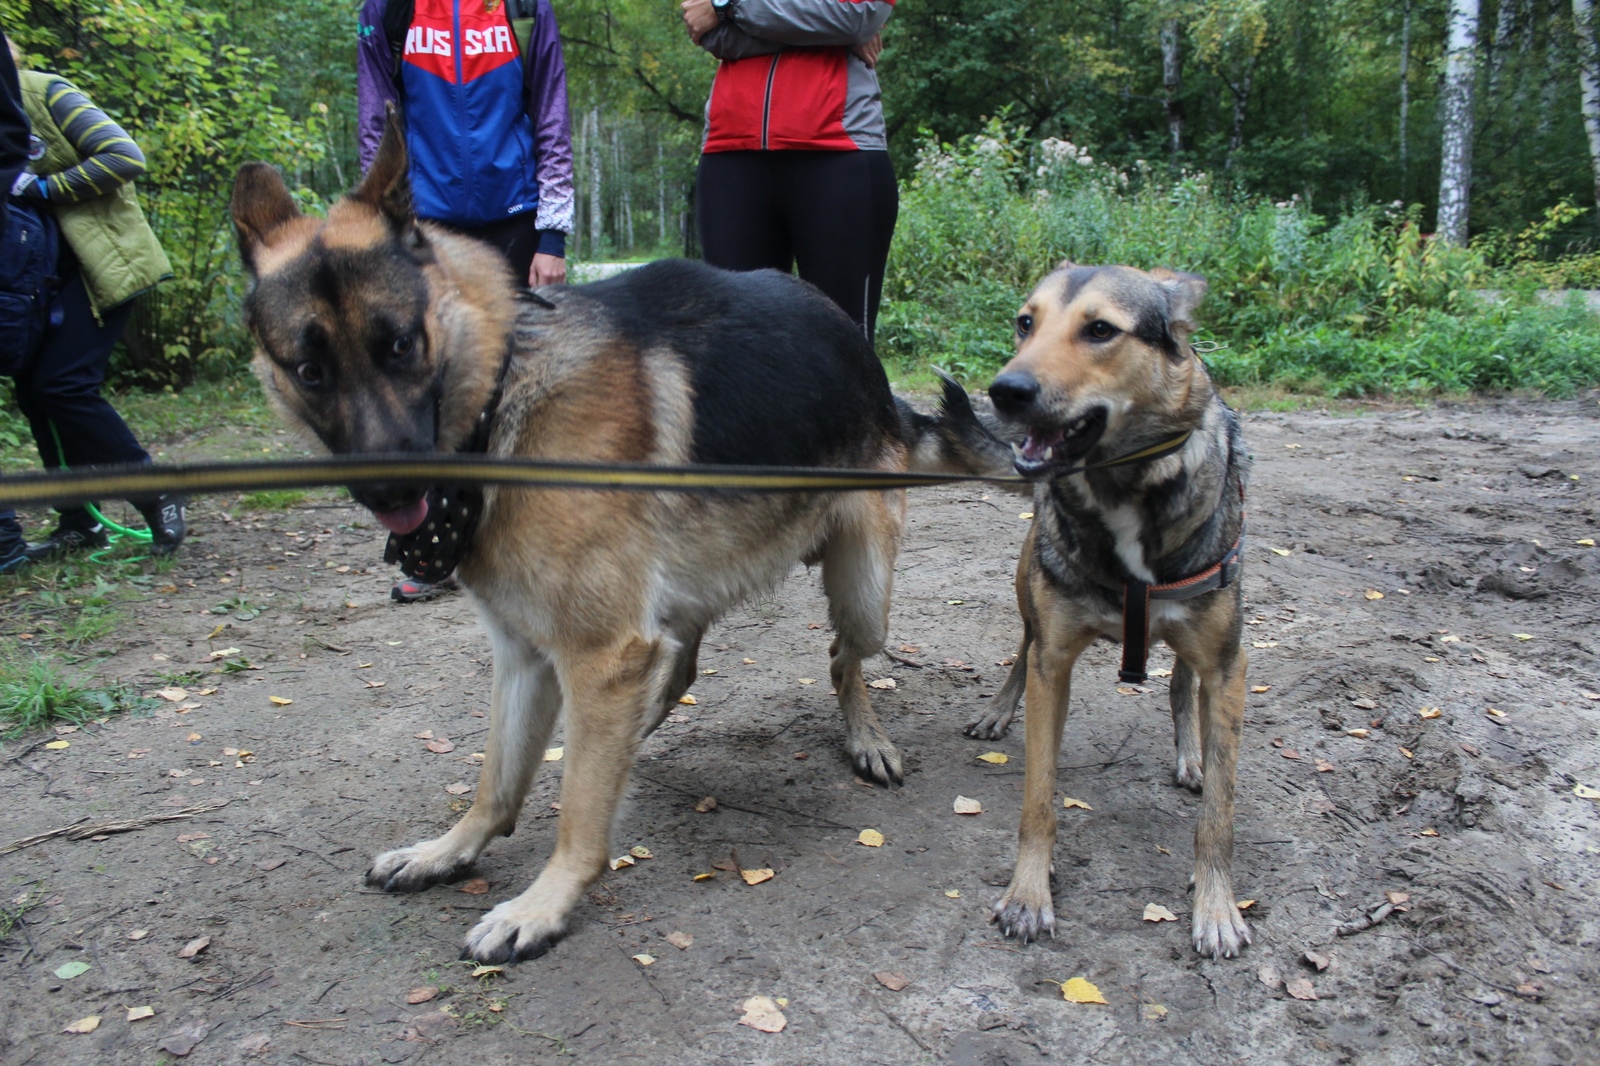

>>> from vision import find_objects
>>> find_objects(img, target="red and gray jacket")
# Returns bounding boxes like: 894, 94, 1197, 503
698, 0, 895, 153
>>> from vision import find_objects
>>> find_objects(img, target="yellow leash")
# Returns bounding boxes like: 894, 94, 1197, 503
0, 430, 1195, 509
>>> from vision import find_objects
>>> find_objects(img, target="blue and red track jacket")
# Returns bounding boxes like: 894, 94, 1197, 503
698, 0, 896, 153
357, 0, 574, 255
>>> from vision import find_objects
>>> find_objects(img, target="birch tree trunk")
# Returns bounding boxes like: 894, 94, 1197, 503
1436, 0, 1481, 244
1400, 0, 1413, 199
1160, 19, 1185, 158
1490, 0, 1517, 97
588, 108, 603, 257
1576, 0, 1600, 224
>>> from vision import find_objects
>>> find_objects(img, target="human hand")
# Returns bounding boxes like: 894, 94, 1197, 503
681, 0, 717, 44
852, 33, 883, 68
530, 253, 566, 287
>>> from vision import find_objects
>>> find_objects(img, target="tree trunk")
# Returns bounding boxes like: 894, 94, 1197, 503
1400, 0, 1413, 199
1160, 19, 1185, 158
1576, 0, 1600, 225
1490, 0, 1517, 97
588, 108, 603, 257
657, 142, 668, 247
1225, 57, 1256, 169
1436, 0, 1481, 244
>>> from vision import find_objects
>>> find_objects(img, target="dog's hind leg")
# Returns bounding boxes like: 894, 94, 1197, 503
967, 626, 1029, 740
640, 627, 703, 741
368, 622, 561, 893
991, 616, 1097, 944
822, 493, 904, 785
1169, 657, 1203, 791
463, 635, 661, 964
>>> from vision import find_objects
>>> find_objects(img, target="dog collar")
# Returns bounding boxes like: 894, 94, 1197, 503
383, 323, 522, 584
1118, 532, 1243, 684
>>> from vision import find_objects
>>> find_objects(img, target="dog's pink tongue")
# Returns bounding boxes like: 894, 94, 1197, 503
374, 498, 429, 535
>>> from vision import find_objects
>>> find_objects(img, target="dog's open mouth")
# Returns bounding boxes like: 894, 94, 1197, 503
1011, 407, 1108, 477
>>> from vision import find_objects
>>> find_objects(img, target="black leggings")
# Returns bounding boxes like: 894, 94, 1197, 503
695, 150, 897, 346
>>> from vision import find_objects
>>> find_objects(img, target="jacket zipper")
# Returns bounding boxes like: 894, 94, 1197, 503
760, 53, 780, 150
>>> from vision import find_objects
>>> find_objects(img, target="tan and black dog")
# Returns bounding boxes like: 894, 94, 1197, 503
230, 114, 954, 964
928, 262, 1253, 959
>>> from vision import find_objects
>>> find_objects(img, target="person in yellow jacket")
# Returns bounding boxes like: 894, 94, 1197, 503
7, 42, 185, 558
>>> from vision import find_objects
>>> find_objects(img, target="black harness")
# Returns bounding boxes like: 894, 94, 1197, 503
382, 335, 518, 584
1115, 531, 1243, 684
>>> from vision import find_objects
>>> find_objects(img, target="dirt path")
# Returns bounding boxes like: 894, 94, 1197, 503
2, 396, 1598, 1065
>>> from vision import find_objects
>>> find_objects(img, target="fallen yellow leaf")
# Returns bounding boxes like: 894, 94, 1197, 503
1418, 707, 1442, 719
61, 1016, 100, 1034
632, 953, 656, 966
1399, 747, 1414, 759
630, 845, 653, 859
1574, 784, 1600, 800
1019, 512, 1034, 520
1061, 977, 1108, 1004
740, 867, 775, 886
678, 694, 697, 705
1250, 685, 1271, 693
1513, 633, 1534, 641
1420, 827, 1439, 837
1269, 547, 1291, 556
857, 828, 885, 847
1062, 797, 1093, 810
269, 695, 293, 705
1486, 707, 1506, 718
1142, 1003, 1169, 1021
1142, 903, 1178, 922
692, 872, 715, 881
868, 678, 897, 690
798, 678, 817, 685
126, 1006, 155, 1022
1365, 590, 1384, 600
953, 795, 983, 815
738, 995, 787, 1033
544, 747, 563, 761
945, 889, 961, 898
44, 740, 69, 750
1577, 539, 1595, 547
1236, 899, 1257, 910
1252, 641, 1279, 649
975, 751, 1008, 764
1346, 728, 1370, 738
608, 855, 635, 871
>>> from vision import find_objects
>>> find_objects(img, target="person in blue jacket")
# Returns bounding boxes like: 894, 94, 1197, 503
356, 0, 575, 602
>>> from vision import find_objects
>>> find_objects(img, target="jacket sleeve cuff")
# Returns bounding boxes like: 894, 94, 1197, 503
537, 230, 566, 258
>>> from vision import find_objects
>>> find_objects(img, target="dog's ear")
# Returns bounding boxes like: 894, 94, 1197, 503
1055, 258, 1078, 273
231, 163, 302, 277
352, 103, 428, 254
1151, 268, 1207, 347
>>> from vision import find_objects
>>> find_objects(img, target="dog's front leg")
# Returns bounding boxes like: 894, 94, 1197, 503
463, 636, 660, 964
368, 629, 560, 892
1189, 643, 1251, 958
991, 621, 1096, 943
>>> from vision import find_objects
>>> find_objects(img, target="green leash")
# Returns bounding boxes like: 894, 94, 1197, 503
46, 421, 153, 564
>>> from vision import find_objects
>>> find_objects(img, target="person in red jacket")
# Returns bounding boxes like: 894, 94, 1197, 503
682, 0, 897, 346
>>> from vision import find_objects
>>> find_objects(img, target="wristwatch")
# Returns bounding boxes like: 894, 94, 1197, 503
712, 0, 739, 24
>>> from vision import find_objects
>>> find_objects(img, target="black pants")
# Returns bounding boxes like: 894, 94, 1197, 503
439, 212, 542, 287
696, 150, 898, 346
11, 253, 147, 530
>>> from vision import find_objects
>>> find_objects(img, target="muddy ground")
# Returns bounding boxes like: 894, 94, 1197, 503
2, 395, 1599, 1066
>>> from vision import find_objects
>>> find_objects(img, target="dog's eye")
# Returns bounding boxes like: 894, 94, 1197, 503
295, 362, 324, 387
1086, 320, 1118, 341
1015, 313, 1033, 338
391, 333, 417, 361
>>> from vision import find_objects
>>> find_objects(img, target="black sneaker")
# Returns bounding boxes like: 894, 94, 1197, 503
0, 541, 28, 574
391, 574, 460, 603
25, 520, 109, 561
138, 494, 187, 556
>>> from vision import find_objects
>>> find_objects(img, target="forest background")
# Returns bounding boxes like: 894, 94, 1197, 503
3, 0, 1600, 398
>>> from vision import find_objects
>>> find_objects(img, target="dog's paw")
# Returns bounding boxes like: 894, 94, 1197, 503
848, 736, 904, 786
461, 899, 569, 964
1191, 898, 1251, 959
989, 890, 1055, 944
365, 843, 474, 893
1174, 755, 1204, 793
964, 709, 1014, 740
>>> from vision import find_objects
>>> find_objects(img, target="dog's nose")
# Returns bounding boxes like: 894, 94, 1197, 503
989, 372, 1041, 418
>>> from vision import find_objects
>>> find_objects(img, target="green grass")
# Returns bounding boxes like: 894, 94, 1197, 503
239, 489, 309, 511
0, 653, 145, 741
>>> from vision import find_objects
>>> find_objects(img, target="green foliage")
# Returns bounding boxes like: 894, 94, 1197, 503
0, 654, 139, 740
3, 0, 328, 387
881, 121, 1600, 397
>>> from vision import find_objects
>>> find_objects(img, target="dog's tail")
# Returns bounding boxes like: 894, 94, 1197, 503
897, 370, 1025, 491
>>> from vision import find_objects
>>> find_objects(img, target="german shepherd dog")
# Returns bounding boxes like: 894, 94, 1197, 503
929, 263, 1252, 959
230, 116, 949, 963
